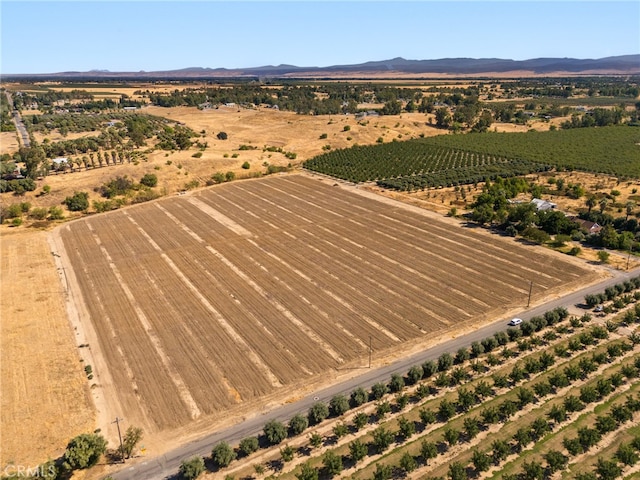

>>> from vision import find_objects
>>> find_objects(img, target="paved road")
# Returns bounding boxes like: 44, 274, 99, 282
5, 91, 30, 148
111, 265, 638, 480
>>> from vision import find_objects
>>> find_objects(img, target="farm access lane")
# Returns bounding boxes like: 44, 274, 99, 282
110, 265, 639, 480
5, 91, 30, 148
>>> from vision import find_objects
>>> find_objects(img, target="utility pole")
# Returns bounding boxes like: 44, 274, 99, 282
527, 280, 533, 308
368, 336, 372, 369
113, 417, 125, 463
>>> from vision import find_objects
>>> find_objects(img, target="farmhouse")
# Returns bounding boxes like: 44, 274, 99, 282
569, 216, 602, 234
531, 198, 557, 211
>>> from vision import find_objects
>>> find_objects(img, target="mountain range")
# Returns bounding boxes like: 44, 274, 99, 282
4, 55, 639, 79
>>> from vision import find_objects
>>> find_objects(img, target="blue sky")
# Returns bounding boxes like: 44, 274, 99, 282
1, 1, 638, 74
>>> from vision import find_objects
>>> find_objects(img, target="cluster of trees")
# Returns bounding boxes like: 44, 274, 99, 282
0, 89, 15, 132
23, 427, 143, 479
173, 292, 640, 480
561, 107, 627, 129
181, 302, 640, 479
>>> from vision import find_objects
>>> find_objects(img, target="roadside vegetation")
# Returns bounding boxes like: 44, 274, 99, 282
164, 279, 640, 480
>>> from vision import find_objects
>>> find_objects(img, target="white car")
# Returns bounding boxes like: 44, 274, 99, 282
508, 317, 523, 326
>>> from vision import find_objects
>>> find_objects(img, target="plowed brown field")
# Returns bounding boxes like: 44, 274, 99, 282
54, 173, 600, 450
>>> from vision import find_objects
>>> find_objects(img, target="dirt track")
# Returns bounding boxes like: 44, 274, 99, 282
52, 173, 602, 456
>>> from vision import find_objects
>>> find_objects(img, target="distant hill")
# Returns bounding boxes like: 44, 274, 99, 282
3, 55, 639, 80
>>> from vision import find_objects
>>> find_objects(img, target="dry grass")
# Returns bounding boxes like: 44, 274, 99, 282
0, 229, 94, 469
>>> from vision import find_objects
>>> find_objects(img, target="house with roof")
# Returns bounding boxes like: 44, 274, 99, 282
531, 198, 557, 211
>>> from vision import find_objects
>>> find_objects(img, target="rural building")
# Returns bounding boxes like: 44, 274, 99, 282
52, 157, 68, 166
531, 198, 557, 211
569, 217, 602, 234
123, 106, 137, 111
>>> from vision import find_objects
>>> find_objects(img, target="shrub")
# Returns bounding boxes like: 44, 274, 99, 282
179, 456, 205, 480
239, 436, 259, 456
217, 131, 228, 140
63, 191, 89, 212
288, 413, 308, 436
211, 441, 236, 468
140, 173, 158, 187
330, 394, 350, 417
241, 161, 250, 169
264, 420, 287, 445
308, 402, 329, 425
191, 152, 203, 158
62, 433, 108, 470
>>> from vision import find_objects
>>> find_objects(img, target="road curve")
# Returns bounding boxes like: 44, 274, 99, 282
110, 265, 639, 480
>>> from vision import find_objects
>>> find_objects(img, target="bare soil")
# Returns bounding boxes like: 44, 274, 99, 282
54, 173, 602, 460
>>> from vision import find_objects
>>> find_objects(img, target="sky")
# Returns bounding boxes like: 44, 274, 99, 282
1, 1, 639, 74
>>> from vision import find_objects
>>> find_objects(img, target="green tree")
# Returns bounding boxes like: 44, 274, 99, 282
179, 456, 205, 480
448, 461, 467, 480
281, 444, 295, 462
322, 451, 342, 476
435, 107, 452, 129
544, 450, 568, 473
62, 433, 108, 470
289, 414, 309, 436
399, 452, 417, 473
398, 416, 416, 440
615, 442, 638, 466
521, 460, 544, 480
350, 387, 368, 407
371, 426, 394, 453
444, 427, 460, 447
373, 463, 392, 480
264, 419, 287, 445
407, 365, 423, 385
308, 402, 329, 425
421, 439, 438, 464
63, 191, 89, 212
472, 449, 491, 472
140, 173, 158, 187
389, 373, 405, 392
296, 462, 319, 480
349, 439, 367, 464
370, 382, 388, 400
211, 441, 236, 468
329, 394, 350, 417
595, 457, 622, 480
309, 432, 323, 448
238, 436, 259, 456
492, 438, 510, 463
121, 426, 143, 459
352, 412, 368, 430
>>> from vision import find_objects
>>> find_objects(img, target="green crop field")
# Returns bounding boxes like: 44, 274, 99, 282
303, 126, 640, 188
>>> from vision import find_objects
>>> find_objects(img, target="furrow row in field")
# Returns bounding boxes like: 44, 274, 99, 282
123, 210, 285, 392
280, 175, 582, 285
60, 222, 191, 430
157, 200, 341, 373
203, 182, 519, 311
90, 215, 249, 410
196, 189, 456, 335
198, 187, 483, 326
273, 176, 567, 289
86, 220, 202, 420
165, 199, 389, 357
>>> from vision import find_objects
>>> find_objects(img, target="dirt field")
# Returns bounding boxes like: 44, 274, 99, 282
0, 230, 94, 470
53, 173, 602, 457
